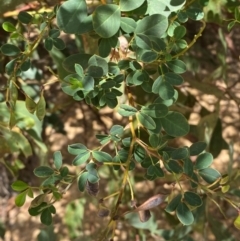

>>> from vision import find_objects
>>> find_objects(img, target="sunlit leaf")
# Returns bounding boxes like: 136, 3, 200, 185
93, 4, 120, 38
11, 180, 29, 191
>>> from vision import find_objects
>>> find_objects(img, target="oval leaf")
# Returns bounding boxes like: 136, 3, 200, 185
138, 112, 156, 130
53, 151, 62, 170
195, 153, 213, 170
198, 168, 221, 184
160, 111, 189, 137
92, 151, 112, 162
34, 166, 54, 178
1, 44, 21, 56
184, 191, 202, 207
78, 172, 88, 192
165, 194, 182, 213
189, 141, 207, 156
36, 92, 46, 121
93, 4, 120, 38
40, 208, 52, 226
11, 180, 29, 191
176, 202, 194, 225
15, 191, 27, 207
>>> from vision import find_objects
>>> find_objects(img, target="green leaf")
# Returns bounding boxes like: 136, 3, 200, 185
75, 64, 84, 78
178, 11, 188, 23
165, 194, 181, 213
135, 14, 168, 38
62, 74, 83, 96
98, 38, 116, 58
141, 104, 168, 118
29, 202, 47, 216
21, 58, 31, 71
88, 66, 103, 78
40, 208, 52, 226
140, 51, 158, 63
1, 44, 20, 56
195, 153, 213, 170
120, 0, 145, 11
72, 151, 90, 165
57, 0, 93, 34
134, 145, 146, 163
186, 7, 204, 21
176, 202, 194, 225
25, 95, 36, 114
36, 93, 46, 121
27, 188, 34, 198
120, 17, 136, 33
149, 134, 160, 148
92, 151, 112, 162
167, 160, 183, 174
2, 22, 16, 32
160, 111, 189, 137
171, 147, 189, 160
183, 158, 194, 177
53, 38, 66, 50
18, 11, 33, 24
82, 76, 94, 91
34, 166, 54, 178
96, 134, 111, 145
63, 53, 92, 73
78, 172, 88, 192
60, 166, 69, 177
184, 191, 202, 207
88, 55, 108, 75
189, 141, 207, 156
110, 125, 124, 136
5, 58, 18, 75
42, 176, 61, 187
87, 169, 100, 183
154, 165, 164, 177
228, 21, 235, 32
190, 172, 199, 189
164, 72, 184, 85
147, 165, 155, 176
135, 34, 152, 50
93, 4, 120, 38
53, 151, 62, 170
49, 29, 60, 38
44, 37, 53, 51
118, 104, 138, 116
167, 59, 186, 74
147, 0, 186, 17
198, 168, 221, 184
15, 191, 27, 207
68, 143, 88, 155
11, 180, 29, 191
138, 112, 156, 130
173, 25, 186, 39
234, 215, 240, 230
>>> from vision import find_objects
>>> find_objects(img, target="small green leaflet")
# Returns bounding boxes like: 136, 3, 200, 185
118, 104, 138, 117
92, 151, 112, 162
138, 112, 156, 130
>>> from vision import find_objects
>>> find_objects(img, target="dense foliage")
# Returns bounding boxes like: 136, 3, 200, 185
1, 0, 240, 240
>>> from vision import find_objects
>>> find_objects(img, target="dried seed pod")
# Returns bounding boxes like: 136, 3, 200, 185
86, 180, 99, 196
135, 194, 165, 211
138, 210, 151, 222
98, 206, 110, 217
